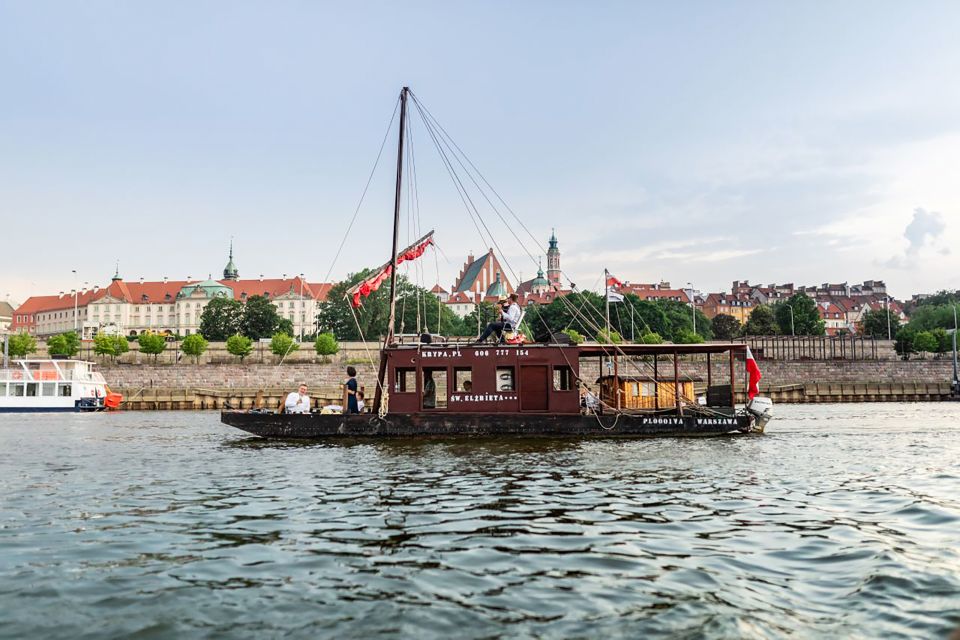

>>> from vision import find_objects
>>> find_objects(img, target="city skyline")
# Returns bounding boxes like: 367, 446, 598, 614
2, 2, 958, 303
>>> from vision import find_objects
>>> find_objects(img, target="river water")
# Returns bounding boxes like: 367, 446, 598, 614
1, 404, 959, 639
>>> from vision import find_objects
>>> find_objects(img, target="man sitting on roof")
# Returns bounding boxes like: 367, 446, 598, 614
473, 293, 522, 344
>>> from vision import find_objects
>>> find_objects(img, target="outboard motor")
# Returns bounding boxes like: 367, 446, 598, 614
745, 396, 774, 432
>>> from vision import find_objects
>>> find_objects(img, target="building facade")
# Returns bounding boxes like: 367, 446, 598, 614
10, 251, 332, 339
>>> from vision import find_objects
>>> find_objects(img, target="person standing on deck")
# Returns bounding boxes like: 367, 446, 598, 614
423, 371, 436, 409
344, 366, 359, 414
284, 383, 311, 414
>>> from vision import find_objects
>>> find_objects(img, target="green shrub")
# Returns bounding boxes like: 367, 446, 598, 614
561, 329, 584, 345
181, 333, 209, 364
314, 332, 339, 362
47, 331, 81, 358
138, 333, 167, 363
7, 333, 37, 358
226, 334, 253, 363
270, 332, 298, 358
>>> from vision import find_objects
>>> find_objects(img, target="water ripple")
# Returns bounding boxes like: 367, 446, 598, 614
2, 404, 960, 639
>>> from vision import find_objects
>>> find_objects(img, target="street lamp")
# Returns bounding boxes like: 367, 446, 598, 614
884, 297, 892, 340
787, 304, 795, 336
952, 304, 958, 395
72, 269, 78, 333
299, 273, 305, 342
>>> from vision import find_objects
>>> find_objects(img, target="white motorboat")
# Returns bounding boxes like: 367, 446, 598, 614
0, 359, 121, 413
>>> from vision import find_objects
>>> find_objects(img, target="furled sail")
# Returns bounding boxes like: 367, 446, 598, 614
347, 231, 435, 307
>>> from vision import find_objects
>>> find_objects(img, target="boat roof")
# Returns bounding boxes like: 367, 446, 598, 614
385, 342, 746, 356
596, 374, 703, 382
577, 343, 747, 356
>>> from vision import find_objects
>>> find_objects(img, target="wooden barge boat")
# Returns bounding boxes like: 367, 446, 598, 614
220, 341, 771, 438
219, 87, 772, 439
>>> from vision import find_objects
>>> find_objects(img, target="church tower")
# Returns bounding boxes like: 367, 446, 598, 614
546, 229, 561, 285
223, 240, 239, 281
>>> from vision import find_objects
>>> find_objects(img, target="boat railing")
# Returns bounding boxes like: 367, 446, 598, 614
0, 368, 105, 384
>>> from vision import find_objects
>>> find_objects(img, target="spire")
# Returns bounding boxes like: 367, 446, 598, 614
548, 228, 558, 251
112, 261, 121, 281
223, 239, 239, 280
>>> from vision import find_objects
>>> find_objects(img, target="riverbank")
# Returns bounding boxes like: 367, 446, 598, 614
101, 359, 958, 409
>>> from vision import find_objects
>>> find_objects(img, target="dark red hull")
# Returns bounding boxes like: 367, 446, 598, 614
220, 410, 756, 438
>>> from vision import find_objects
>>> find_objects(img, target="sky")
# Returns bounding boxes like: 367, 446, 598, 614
2, 0, 959, 304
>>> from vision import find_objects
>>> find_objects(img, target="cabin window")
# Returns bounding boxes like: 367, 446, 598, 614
394, 368, 415, 393
454, 368, 472, 392
59, 384, 72, 397
26, 383, 38, 397
553, 366, 573, 391
41, 383, 57, 397
12, 384, 25, 397
0, 383, 7, 396
496, 366, 515, 392
422, 368, 447, 410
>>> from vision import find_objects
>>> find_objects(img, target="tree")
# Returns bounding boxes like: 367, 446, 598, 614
93, 333, 128, 362
894, 326, 916, 360
181, 333, 208, 364
7, 333, 37, 358
596, 328, 623, 344
861, 308, 900, 339
199, 297, 243, 341
138, 332, 167, 363
314, 332, 339, 362
742, 305, 779, 336
242, 295, 288, 340
640, 331, 663, 344
560, 329, 584, 344
674, 329, 705, 344
270, 332, 298, 358
711, 314, 741, 341
930, 328, 950, 358
46, 331, 81, 358
775, 294, 825, 336
913, 331, 937, 358
226, 334, 253, 363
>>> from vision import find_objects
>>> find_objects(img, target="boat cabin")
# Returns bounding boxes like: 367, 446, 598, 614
380, 342, 748, 415
0, 359, 106, 399
385, 344, 581, 414
597, 374, 702, 410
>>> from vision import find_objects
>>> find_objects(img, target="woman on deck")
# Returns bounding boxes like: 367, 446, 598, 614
344, 366, 359, 414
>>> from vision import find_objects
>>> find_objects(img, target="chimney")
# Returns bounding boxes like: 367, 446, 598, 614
163, 276, 168, 284
139, 277, 144, 284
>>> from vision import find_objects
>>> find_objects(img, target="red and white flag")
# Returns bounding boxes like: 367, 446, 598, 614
606, 273, 623, 288
746, 346, 762, 400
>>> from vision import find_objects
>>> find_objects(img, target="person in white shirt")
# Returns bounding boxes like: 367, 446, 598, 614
474, 293, 522, 344
283, 383, 311, 414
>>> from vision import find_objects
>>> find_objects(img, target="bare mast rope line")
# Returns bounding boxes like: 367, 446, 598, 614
409, 93, 710, 408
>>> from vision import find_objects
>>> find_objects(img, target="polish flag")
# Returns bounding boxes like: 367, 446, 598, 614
606, 273, 623, 288
746, 347, 762, 400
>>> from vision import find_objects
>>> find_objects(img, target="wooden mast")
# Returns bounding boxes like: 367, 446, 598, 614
374, 86, 408, 414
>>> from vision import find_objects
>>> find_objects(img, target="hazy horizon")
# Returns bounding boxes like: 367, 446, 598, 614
2, 1, 958, 304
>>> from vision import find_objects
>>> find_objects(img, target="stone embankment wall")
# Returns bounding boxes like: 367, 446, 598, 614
101, 357, 957, 409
